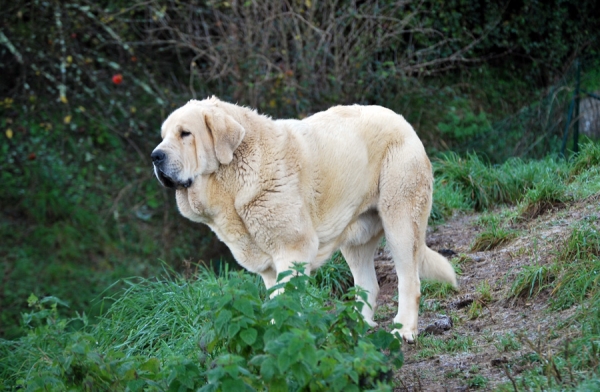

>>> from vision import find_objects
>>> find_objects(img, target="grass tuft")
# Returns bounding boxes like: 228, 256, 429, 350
312, 251, 354, 298
471, 221, 518, 251
518, 178, 569, 220
509, 264, 556, 299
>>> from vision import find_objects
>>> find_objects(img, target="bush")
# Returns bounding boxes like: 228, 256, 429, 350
1, 267, 404, 391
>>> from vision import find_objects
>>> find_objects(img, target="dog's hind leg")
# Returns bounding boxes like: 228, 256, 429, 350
378, 146, 434, 343
341, 233, 382, 327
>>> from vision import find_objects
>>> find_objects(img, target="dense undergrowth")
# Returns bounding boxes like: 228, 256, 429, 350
0, 267, 403, 391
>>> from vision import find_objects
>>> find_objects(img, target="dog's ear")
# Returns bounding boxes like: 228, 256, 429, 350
204, 110, 246, 165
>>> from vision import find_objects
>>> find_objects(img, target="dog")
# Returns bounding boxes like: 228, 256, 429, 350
151, 97, 457, 342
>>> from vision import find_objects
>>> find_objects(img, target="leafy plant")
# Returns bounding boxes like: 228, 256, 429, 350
0, 267, 404, 391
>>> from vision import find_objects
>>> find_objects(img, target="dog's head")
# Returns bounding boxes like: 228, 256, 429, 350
151, 97, 246, 189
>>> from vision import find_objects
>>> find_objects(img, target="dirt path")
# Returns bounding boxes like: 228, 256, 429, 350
373, 196, 599, 391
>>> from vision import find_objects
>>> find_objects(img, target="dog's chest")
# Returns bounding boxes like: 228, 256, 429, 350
176, 186, 214, 223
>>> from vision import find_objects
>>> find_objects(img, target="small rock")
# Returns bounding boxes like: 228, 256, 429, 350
449, 295, 474, 310
422, 315, 453, 335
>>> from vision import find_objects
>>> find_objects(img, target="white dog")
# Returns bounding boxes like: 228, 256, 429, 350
152, 97, 457, 342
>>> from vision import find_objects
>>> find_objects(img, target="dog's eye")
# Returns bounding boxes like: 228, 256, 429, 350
181, 130, 191, 138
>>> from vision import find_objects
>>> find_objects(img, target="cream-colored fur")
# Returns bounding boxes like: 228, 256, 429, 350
151, 97, 457, 342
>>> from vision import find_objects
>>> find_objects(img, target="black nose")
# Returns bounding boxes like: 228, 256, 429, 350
151, 150, 166, 164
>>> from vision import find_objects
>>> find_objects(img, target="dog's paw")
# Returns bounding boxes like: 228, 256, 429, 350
391, 327, 417, 344
364, 318, 378, 328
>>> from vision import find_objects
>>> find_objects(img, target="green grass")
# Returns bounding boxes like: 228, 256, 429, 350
501, 219, 600, 390
431, 144, 600, 222
420, 280, 458, 301
518, 177, 570, 220
494, 332, 521, 353
510, 263, 557, 299
471, 220, 518, 251
415, 333, 475, 360
312, 251, 354, 298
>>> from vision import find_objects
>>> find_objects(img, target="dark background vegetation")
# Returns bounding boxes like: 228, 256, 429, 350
0, 0, 599, 339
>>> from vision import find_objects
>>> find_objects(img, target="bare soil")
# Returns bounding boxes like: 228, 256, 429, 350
373, 195, 600, 391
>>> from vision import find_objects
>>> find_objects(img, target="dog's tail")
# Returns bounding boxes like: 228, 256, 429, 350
420, 247, 458, 287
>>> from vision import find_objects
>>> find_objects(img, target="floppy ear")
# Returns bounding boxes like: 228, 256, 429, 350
204, 110, 246, 165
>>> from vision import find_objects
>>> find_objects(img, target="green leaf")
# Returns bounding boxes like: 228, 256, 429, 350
277, 352, 292, 373
221, 379, 246, 391
27, 293, 39, 307
367, 329, 396, 350
240, 328, 257, 345
127, 379, 145, 392
269, 377, 289, 392
215, 309, 232, 332
139, 357, 161, 374
233, 297, 255, 318
260, 357, 277, 381
227, 322, 241, 338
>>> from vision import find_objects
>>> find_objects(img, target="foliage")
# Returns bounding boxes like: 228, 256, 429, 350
312, 252, 354, 299
437, 99, 492, 142
0, 267, 404, 391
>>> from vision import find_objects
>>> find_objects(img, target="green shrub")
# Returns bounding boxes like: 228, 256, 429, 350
0, 268, 404, 391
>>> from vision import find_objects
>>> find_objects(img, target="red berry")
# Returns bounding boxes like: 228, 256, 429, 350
28, 152, 37, 160
112, 74, 123, 85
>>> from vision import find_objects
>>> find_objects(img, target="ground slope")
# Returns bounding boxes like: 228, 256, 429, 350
373, 194, 600, 391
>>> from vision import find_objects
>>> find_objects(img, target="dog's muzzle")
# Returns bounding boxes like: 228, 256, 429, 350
151, 150, 192, 189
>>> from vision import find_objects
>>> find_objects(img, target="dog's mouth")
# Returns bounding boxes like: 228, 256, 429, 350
155, 168, 192, 189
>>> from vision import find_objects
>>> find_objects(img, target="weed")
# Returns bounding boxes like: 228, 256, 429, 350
467, 374, 489, 389
550, 222, 600, 310
445, 368, 462, 379
431, 176, 471, 222
467, 301, 483, 320
570, 142, 600, 176
500, 220, 600, 390
518, 177, 569, 220
434, 152, 502, 210
420, 299, 443, 314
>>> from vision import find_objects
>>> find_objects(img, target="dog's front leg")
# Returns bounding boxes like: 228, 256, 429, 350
267, 233, 319, 297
